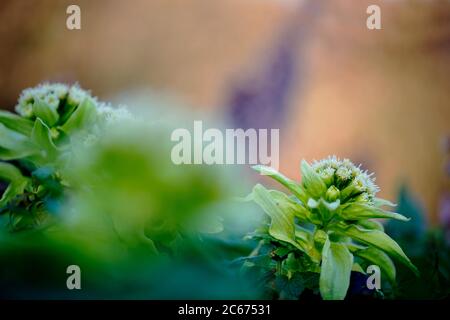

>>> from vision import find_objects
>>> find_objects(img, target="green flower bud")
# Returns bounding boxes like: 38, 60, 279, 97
313, 229, 328, 248
353, 192, 372, 204
325, 186, 340, 202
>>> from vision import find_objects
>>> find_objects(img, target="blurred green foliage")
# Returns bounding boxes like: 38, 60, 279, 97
0, 84, 260, 299
385, 186, 450, 299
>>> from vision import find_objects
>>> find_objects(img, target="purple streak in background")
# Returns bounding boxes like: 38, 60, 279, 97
444, 137, 450, 177
440, 136, 450, 244
226, 1, 321, 130
439, 192, 450, 244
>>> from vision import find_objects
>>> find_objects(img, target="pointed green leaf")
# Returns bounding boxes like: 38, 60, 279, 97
252, 165, 307, 203
318, 199, 340, 222
0, 110, 34, 135
341, 203, 409, 221
373, 197, 397, 208
32, 99, 59, 126
251, 184, 307, 253
334, 224, 419, 276
252, 184, 295, 242
352, 263, 365, 273
320, 238, 353, 300
0, 161, 26, 181
31, 118, 57, 160
0, 123, 36, 160
355, 247, 396, 284
301, 160, 327, 199
60, 97, 97, 133
0, 162, 29, 207
357, 219, 384, 232
295, 226, 321, 263
268, 189, 311, 222
345, 242, 368, 252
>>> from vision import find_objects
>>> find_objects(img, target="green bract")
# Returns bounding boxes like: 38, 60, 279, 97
247, 157, 418, 300
0, 83, 130, 231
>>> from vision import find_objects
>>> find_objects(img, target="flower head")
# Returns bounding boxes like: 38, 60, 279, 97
312, 156, 379, 205
16, 83, 69, 118
249, 156, 417, 301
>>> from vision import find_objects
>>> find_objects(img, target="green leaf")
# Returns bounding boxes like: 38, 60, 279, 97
252, 165, 307, 203
60, 97, 97, 134
0, 110, 34, 135
31, 118, 58, 160
0, 162, 29, 207
300, 160, 327, 199
319, 238, 353, 300
334, 224, 419, 276
345, 242, 368, 252
0, 161, 26, 182
251, 184, 306, 253
32, 99, 59, 126
373, 197, 397, 208
284, 252, 301, 273
195, 214, 223, 234
341, 203, 409, 221
274, 246, 291, 257
295, 226, 321, 263
313, 229, 328, 250
58, 100, 79, 125
268, 189, 311, 222
352, 263, 365, 273
357, 219, 384, 232
0, 123, 36, 160
355, 247, 396, 284
317, 199, 340, 221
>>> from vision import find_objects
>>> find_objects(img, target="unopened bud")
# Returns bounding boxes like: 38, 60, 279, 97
325, 186, 340, 202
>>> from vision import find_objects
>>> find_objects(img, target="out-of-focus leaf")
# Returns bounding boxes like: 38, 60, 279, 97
60, 97, 97, 134
385, 185, 427, 257
32, 99, 59, 127
0, 123, 36, 160
31, 118, 58, 160
0, 162, 29, 207
0, 111, 34, 135
195, 215, 223, 234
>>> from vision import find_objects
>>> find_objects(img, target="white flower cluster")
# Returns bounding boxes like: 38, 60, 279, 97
15, 83, 134, 148
312, 156, 379, 202
16, 83, 69, 118
97, 103, 134, 125
16, 82, 132, 126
